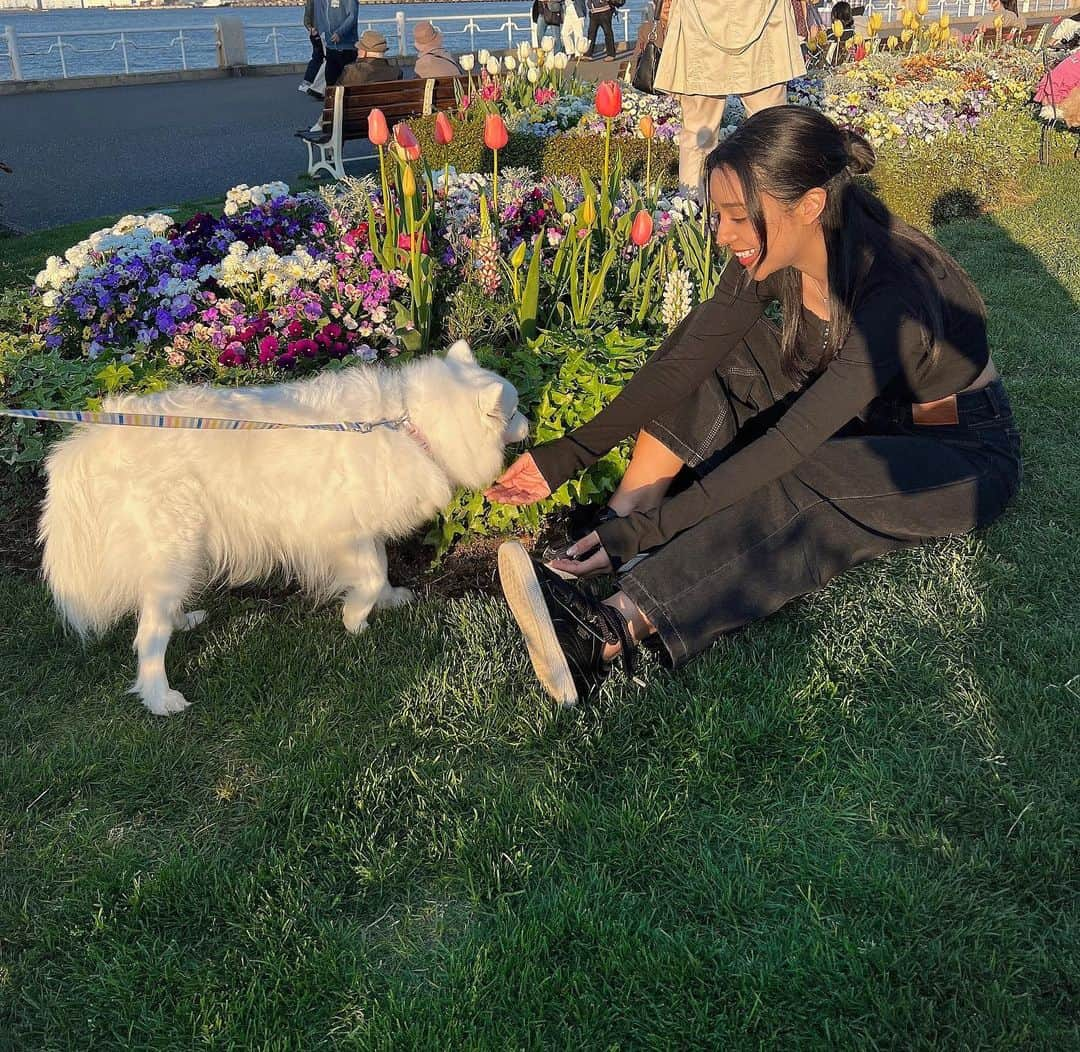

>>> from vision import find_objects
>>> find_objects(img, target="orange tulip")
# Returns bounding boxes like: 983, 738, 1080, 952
434, 112, 454, 147
393, 122, 421, 161
630, 209, 653, 247
367, 108, 389, 147
638, 115, 655, 139
484, 113, 509, 151
595, 80, 622, 119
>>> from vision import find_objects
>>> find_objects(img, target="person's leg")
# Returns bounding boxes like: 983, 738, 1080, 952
601, 10, 616, 56
323, 48, 350, 86
302, 33, 324, 85
585, 14, 600, 55
740, 81, 789, 115
618, 412, 1020, 668
677, 93, 729, 197
536, 14, 549, 45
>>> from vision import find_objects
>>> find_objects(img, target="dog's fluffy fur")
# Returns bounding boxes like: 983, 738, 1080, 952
39, 341, 529, 715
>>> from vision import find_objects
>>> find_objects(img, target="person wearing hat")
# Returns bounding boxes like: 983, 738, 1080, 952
412, 21, 463, 79
339, 30, 403, 86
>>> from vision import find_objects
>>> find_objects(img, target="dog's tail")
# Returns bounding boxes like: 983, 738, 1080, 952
39, 433, 133, 637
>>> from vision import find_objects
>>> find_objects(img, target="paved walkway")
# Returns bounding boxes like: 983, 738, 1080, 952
0, 49, 629, 234
0, 74, 332, 233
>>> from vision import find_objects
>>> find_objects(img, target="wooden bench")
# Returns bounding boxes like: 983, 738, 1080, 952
297, 75, 469, 180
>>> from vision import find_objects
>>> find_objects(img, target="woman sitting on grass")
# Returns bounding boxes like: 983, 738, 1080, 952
487, 105, 1021, 706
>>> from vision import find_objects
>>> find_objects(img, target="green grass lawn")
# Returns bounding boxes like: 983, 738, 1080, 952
1, 169, 1078, 1048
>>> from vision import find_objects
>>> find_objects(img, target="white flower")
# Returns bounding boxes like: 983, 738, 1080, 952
517, 41, 531, 60
478, 48, 490, 64
661, 268, 694, 330
460, 53, 475, 71
504, 55, 517, 71
554, 52, 569, 70
41, 290, 61, 308
527, 68, 540, 84
486, 56, 501, 75
541, 36, 555, 52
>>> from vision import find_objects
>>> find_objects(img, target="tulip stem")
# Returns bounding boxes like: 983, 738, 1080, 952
377, 144, 390, 239
492, 149, 499, 214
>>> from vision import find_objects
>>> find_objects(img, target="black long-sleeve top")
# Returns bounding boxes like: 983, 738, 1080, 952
529, 238, 990, 560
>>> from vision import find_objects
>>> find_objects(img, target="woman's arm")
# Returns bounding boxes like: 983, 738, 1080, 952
529, 262, 771, 490
595, 288, 925, 559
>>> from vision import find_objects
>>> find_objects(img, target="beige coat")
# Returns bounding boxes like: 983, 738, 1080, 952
655, 0, 805, 97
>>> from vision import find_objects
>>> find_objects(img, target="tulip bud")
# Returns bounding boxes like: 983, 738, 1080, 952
401, 164, 416, 198
541, 36, 555, 52
486, 56, 500, 75
510, 241, 527, 269
393, 122, 421, 161
434, 112, 454, 146
527, 68, 539, 84
901, 27, 914, 42
505, 55, 517, 71
630, 209, 653, 247
478, 48, 490, 63
367, 107, 389, 147
832, 19, 844, 39
993, 13, 1004, 27
887, 34, 899, 48
460, 54, 475, 72
939, 13, 949, 29
917, 0, 928, 14
581, 196, 596, 226
639, 115, 655, 139
595, 80, 622, 119
483, 113, 508, 151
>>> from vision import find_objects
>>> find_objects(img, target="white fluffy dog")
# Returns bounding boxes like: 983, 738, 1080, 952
39, 341, 529, 715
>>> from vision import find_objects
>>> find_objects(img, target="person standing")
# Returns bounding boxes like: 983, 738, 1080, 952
655, 0, 805, 196
412, 21, 463, 78
532, 0, 565, 49
315, 0, 360, 87
586, 0, 617, 59
298, 0, 325, 96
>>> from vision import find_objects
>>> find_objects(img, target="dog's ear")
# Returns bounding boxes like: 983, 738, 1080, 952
445, 340, 476, 366
478, 379, 512, 416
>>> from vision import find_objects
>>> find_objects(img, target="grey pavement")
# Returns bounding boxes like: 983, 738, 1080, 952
0, 49, 632, 235
0, 73, 350, 233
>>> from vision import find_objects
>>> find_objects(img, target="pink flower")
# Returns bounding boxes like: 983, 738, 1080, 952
285, 320, 305, 338
534, 87, 556, 106
218, 341, 247, 367
257, 334, 281, 364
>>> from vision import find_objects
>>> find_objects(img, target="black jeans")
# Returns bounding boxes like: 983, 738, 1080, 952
303, 31, 325, 85
586, 10, 616, 57
618, 318, 1022, 667
323, 47, 355, 87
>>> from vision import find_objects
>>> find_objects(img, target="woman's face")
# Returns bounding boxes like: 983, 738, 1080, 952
707, 165, 817, 281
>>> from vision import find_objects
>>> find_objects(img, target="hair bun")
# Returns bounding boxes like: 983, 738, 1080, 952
842, 130, 876, 175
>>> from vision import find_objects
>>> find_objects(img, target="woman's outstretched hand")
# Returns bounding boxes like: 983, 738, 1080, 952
485, 453, 551, 505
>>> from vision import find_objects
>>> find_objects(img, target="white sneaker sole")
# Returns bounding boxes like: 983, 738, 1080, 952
498, 541, 579, 707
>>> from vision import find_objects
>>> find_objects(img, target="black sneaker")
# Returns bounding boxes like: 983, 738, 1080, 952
498, 540, 635, 706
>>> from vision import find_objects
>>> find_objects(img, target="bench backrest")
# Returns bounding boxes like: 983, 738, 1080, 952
319, 76, 470, 141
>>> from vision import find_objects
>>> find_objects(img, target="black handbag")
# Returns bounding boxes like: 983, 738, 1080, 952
632, 22, 662, 94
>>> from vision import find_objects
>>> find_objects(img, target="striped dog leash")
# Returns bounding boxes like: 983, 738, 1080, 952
0, 406, 434, 452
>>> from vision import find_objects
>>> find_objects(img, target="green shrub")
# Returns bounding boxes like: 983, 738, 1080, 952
427, 326, 657, 555
411, 112, 544, 174
538, 133, 680, 188
869, 111, 1051, 229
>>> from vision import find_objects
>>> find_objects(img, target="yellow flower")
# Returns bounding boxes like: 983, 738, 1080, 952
832, 19, 844, 39
868, 12, 883, 33
581, 196, 596, 226
902, 9, 915, 28
939, 13, 949, 29
993, 14, 1004, 28
901, 28, 914, 43
916, 0, 928, 15
510, 241, 527, 269
401, 164, 416, 198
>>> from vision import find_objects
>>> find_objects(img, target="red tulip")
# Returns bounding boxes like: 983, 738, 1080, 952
484, 113, 508, 151
595, 80, 623, 119
630, 209, 653, 247
367, 108, 389, 147
434, 112, 455, 146
394, 122, 421, 161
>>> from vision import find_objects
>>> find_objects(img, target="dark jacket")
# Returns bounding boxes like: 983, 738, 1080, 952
338, 56, 403, 85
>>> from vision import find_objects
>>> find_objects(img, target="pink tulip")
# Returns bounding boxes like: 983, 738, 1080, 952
367, 108, 389, 147
434, 112, 454, 146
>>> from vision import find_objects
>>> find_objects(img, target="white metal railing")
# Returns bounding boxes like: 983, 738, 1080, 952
0, 0, 1071, 82
0, 8, 637, 82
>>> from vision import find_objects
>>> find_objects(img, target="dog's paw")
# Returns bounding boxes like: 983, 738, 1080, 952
143, 689, 191, 716
377, 586, 415, 610
342, 608, 370, 634
176, 609, 208, 631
